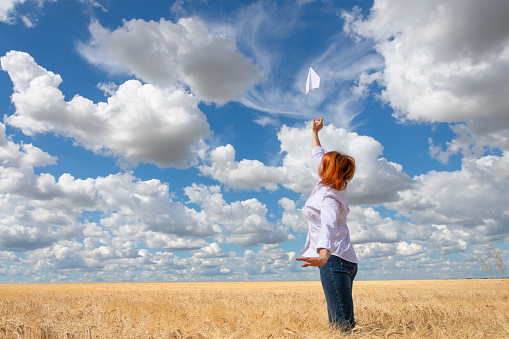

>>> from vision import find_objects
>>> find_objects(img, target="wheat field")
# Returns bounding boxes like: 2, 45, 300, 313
0, 279, 508, 338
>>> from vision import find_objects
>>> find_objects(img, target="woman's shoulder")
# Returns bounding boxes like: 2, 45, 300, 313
322, 185, 347, 200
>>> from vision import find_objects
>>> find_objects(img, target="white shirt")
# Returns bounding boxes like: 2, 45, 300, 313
300, 146, 358, 263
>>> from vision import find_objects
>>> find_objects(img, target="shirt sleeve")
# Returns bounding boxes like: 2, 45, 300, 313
316, 190, 340, 253
312, 146, 325, 172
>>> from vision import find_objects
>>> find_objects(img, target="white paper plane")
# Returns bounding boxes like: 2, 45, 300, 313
306, 67, 320, 94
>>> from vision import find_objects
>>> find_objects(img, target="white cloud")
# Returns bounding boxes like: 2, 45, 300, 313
143, 233, 210, 252
191, 242, 227, 258
1, 51, 210, 168
0, 122, 57, 168
396, 241, 425, 256
184, 183, 293, 247
341, 0, 509, 256
0, 129, 219, 252
355, 242, 395, 259
0, 169, 211, 251
11, 235, 306, 282
428, 225, 469, 254
78, 17, 262, 104
200, 122, 412, 204
240, 244, 297, 276
279, 197, 307, 233
0, 0, 26, 24
1, 124, 496, 280
308, 124, 413, 204
1, 0, 107, 27
428, 123, 501, 165
278, 123, 415, 203
31, 242, 87, 270
96, 81, 118, 96
198, 144, 288, 191
344, 0, 509, 150
0, 187, 81, 252
78, 0, 107, 11
348, 206, 401, 244
0, 126, 77, 252
2, 0, 507, 283
253, 115, 277, 127
386, 152, 509, 244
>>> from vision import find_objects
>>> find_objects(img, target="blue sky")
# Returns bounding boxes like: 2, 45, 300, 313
0, 0, 508, 283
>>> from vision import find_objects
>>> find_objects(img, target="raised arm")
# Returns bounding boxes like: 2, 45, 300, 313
312, 117, 323, 148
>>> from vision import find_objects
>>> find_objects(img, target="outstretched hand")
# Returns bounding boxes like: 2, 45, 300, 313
296, 249, 330, 267
312, 117, 323, 133
296, 257, 327, 267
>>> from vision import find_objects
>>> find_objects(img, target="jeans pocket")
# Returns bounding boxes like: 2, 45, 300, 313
330, 256, 357, 277
341, 260, 357, 276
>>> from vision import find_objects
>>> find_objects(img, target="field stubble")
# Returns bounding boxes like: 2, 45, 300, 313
0, 279, 508, 338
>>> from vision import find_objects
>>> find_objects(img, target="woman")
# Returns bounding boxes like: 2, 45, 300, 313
296, 117, 358, 331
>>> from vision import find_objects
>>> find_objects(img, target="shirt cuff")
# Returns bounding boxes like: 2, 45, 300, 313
316, 237, 332, 253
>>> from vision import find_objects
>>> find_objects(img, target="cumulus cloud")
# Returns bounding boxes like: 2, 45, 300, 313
279, 123, 414, 203
196, 133, 307, 193
0, 123, 72, 252
0, 170, 208, 252
184, 183, 293, 247
143, 233, 210, 252
0, 128, 217, 253
195, 121, 509, 277
355, 242, 395, 259
428, 123, 502, 165
200, 122, 413, 205
198, 144, 289, 191
396, 241, 425, 256
348, 206, 401, 244
1, 50, 210, 168
344, 0, 509, 150
386, 152, 509, 244
279, 197, 307, 233
78, 17, 262, 104
1, 130, 279, 281
197, 115, 508, 264
0, 175, 81, 252
240, 244, 297, 277
191, 242, 228, 258
12, 235, 304, 282
0, 123, 57, 168
337, 0, 509, 273
4, 0, 507, 283
1, 117, 497, 280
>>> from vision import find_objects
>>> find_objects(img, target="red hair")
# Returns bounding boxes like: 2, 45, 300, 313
319, 151, 355, 191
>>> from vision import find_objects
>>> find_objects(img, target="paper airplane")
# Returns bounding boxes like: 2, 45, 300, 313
306, 67, 320, 94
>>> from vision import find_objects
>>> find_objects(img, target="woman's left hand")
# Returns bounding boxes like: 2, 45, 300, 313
296, 249, 330, 267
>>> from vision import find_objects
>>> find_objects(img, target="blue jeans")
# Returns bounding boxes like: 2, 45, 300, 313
318, 255, 358, 331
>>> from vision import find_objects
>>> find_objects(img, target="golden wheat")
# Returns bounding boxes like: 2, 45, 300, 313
0, 279, 508, 338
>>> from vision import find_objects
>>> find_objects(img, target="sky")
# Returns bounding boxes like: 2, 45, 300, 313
0, 0, 508, 283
